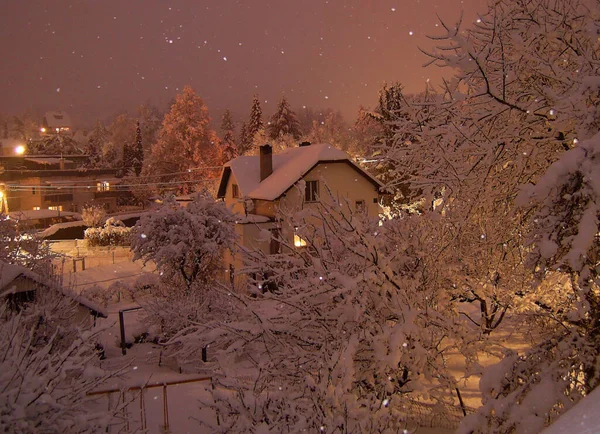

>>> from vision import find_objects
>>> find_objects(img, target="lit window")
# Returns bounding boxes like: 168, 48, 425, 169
232, 183, 239, 198
294, 234, 307, 248
33, 206, 40, 211
305, 180, 319, 202
97, 181, 110, 192
48, 206, 63, 211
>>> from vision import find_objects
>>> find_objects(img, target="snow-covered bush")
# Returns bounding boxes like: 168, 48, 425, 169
0, 298, 123, 433
84, 217, 131, 247
0, 214, 54, 277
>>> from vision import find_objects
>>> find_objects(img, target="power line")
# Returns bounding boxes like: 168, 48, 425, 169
5, 177, 220, 191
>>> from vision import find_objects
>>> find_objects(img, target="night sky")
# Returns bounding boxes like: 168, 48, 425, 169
0, 0, 488, 125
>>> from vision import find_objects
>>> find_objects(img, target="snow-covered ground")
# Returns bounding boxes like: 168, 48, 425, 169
77, 255, 468, 433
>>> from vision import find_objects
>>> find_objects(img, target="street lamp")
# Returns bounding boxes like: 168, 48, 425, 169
14, 145, 25, 155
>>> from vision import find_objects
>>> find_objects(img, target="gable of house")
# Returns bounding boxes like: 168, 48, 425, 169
217, 143, 383, 204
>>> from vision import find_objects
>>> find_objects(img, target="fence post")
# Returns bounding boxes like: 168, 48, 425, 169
163, 384, 170, 433
119, 310, 127, 355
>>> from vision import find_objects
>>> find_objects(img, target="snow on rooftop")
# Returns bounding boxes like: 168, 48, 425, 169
225, 143, 380, 201
25, 157, 73, 165
0, 260, 107, 317
9, 209, 81, 221
43, 110, 72, 128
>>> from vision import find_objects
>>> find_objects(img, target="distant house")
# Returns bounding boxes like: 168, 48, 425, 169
217, 143, 383, 281
0, 155, 125, 217
0, 260, 107, 327
41, 111, 72, 134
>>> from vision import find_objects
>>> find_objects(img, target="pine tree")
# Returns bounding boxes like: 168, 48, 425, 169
122, 140, 134, 174
238, 121, 249, 155
133, 119, 143, 176
268, 96, 301, 140
246, 95, 263, 149
87, 120, 108, 167
220, 109, 238, 161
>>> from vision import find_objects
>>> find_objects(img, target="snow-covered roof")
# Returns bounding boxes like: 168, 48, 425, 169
235, 214, 273, 224
25, 157, 73, 165
218, 143, 383, 201
43, 111, 72, 129
39, 220, 87, 238
0, 260, 107, 318
9, 210, 81, 221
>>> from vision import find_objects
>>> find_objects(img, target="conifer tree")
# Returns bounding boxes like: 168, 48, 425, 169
220, 109, 238, 161
238, 121, 249, 155
87, 120, 107, 167
133, 119, 143, 176
246, 95, 263, 148
268, 96, 301, 140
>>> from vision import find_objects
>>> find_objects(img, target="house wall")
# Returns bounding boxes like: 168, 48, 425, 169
278, 161, 380, 218
8, 176, 119, 214
223, 172, 246, 216
221, 160, 381, 286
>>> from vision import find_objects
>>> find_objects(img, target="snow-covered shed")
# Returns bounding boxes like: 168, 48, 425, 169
0, 261, 107, 326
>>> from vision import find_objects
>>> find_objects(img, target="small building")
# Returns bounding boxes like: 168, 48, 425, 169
41, 111, 72, 134
1, 155, 124, 217
0, 261, 107, 327
217, 143, 383, 283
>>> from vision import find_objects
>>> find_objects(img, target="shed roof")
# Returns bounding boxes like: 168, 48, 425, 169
0, 261, 107, 318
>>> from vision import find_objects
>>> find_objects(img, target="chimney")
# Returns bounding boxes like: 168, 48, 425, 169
259, 144, 273, 181
299, 141, 311, 147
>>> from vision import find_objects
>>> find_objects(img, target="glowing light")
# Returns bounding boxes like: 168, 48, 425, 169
141, 233, 147, 238
40, 127, 46, 133
382, 398, 390, 407
294, 234, 307, 247
14, 145, 25, 155
549, 109, 556, 116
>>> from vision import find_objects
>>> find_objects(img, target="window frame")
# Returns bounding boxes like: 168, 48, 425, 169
232, 183, 240, 198
305, 180, 319, 202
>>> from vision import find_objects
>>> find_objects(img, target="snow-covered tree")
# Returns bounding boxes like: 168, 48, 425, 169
81, 204, 106, 228
0, 215, 53, 277
86, 120, 107, 167
268, 96, 301, 140
0, 296, 123, 433
132, 119, 144, 176
244, 94, 263, 153
220, 109, 238, 162
164, 190, 468, 432
131, 193, 237, 292
146, 86, 221, 187
367, 0, 599, 431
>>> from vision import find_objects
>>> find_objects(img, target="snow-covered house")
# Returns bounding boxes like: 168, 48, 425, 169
0, 261, 107, 327
217, 143, 383, 279
41, 110, 72, 134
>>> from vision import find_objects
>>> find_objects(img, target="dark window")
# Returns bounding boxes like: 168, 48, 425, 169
32, 187, 36, 195
355, 200, 365, 213
270, 229, 281, 254
232, 184, 239, 198
305, 180, 319, 202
